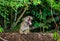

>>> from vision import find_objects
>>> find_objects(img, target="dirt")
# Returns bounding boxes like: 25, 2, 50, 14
0, 33, 56, 41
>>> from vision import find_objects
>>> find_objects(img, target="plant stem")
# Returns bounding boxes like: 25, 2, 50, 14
12, 7, 27, 27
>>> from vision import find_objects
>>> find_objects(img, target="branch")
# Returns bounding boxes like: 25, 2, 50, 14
14, 10, 17, 22
51, 5, 58, 30
0, 37, 8, 41
30, 27, 39, 30
13, 7, 27, 27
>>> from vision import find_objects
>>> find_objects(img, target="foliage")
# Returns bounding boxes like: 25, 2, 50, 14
57, 39, 60, 41
0, 26, 4, 33
46, 0, 60, 10
0, 0, 60, 32
53, 32, 58, 40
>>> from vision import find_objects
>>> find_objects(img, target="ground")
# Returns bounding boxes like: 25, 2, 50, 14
0, 33, 56, 41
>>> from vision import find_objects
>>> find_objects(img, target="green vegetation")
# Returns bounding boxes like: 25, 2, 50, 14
0, 26, 4, 33
0, 0, 60, 32
53, 32, 58, 40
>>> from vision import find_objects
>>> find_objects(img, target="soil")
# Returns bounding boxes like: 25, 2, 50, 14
0, 33, 56, 41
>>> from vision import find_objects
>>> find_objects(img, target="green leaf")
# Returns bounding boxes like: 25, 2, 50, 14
53, 32, 58, 40
0, 27, 4, 33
